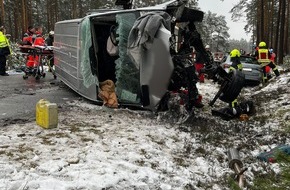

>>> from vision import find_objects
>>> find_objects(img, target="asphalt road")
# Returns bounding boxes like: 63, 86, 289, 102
0, 71, 80, 124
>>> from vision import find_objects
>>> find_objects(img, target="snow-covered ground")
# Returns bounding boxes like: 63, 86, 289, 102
1, 72, 290, 190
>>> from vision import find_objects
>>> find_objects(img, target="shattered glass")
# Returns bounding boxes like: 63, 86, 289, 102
80, 17, 99, 88
115, 13, 141, 103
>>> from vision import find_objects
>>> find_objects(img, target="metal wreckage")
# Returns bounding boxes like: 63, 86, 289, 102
54, 0, 254, 121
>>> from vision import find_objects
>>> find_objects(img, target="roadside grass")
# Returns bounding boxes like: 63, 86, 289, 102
251, 152, 290, 190
226, 151, 290, 190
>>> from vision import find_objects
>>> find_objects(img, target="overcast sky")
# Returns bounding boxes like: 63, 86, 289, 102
198, 0, 251, 41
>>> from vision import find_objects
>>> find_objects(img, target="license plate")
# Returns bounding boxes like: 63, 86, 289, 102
243, 68, 252, 72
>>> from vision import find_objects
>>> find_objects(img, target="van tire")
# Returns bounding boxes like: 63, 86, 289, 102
219, 70, 245, 103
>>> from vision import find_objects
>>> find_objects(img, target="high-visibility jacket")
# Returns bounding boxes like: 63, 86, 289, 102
22, 30, 35, 45
34, 36, 45, 46
0, 31, 11, 55
23, 35, 33, 45
257, 48, 270, 64
0, 31, 9, 48
34, 33, 45, 46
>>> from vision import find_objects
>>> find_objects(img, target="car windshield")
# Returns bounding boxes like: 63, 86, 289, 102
224, 55, 258, 64
240, 56, 258, 64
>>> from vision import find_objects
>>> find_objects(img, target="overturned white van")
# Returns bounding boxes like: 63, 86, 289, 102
54, 0, 205, 110
54, 0, 243, 114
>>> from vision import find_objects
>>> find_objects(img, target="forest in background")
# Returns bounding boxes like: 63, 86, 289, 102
231, 0, 289, 64
0, 0, 289, 63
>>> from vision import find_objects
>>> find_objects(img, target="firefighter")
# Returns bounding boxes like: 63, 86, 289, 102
228, 49, 242, 116
255, 41, 280, 82
0, 26, 11, 76
214, 49, 254, 120
212, 48, 255, 120
229, 48, 242, 71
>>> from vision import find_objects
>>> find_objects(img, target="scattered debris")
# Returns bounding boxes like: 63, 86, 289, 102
228, 148, 247, 188
257, 145, 290, 163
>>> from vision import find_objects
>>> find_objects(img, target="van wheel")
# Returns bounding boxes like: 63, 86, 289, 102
219, 70, 245, 103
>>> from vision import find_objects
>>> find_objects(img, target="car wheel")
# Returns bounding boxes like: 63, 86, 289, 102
219, 70, 245, 103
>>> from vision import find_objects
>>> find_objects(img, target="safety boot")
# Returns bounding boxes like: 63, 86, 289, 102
274, 69, 280, 77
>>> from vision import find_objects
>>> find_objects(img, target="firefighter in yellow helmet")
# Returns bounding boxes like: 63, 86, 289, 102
227, 49, 243, 114
212, 48, 255, 119
229, 49, 242, 71
255, 41, 280, 82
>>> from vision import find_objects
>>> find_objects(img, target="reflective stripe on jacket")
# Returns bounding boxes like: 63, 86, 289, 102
257, 49, 270, 63
0, 31, 9, 48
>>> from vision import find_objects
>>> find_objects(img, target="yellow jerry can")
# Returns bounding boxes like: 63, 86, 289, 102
36, 99, 58, 129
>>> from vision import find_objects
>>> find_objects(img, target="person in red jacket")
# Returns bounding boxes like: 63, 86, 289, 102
34, 26, 45, 46
22, 26, 36, 68
269, 47, 276, 63
22, 26, 35, 45
31, 26, 45, 68
265, 47, 276, 79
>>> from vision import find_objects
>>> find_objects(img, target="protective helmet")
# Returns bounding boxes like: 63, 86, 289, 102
269, 48, 273, 53
205, 45, 210, 49
230, 49, 241, 58
259, 41, 266, 47
49, 31, 54, 35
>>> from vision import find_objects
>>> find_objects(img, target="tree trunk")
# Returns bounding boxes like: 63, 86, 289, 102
72, 0, 77, 19
22, 0, 27, 32
278, 0, 286, 64
46, 0, 50, 31
274, 0, 281, 55
14, 6, 19, 41
78, 0, 83, 17
284, 0, 289, 55
264, 0, 269, 43
55, 0, 59, 22
260, 0, 264, 41
27, 0, 33, 29
256, 0, 261, 44
269, 0, 275, 46
0, 0, 4, 25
